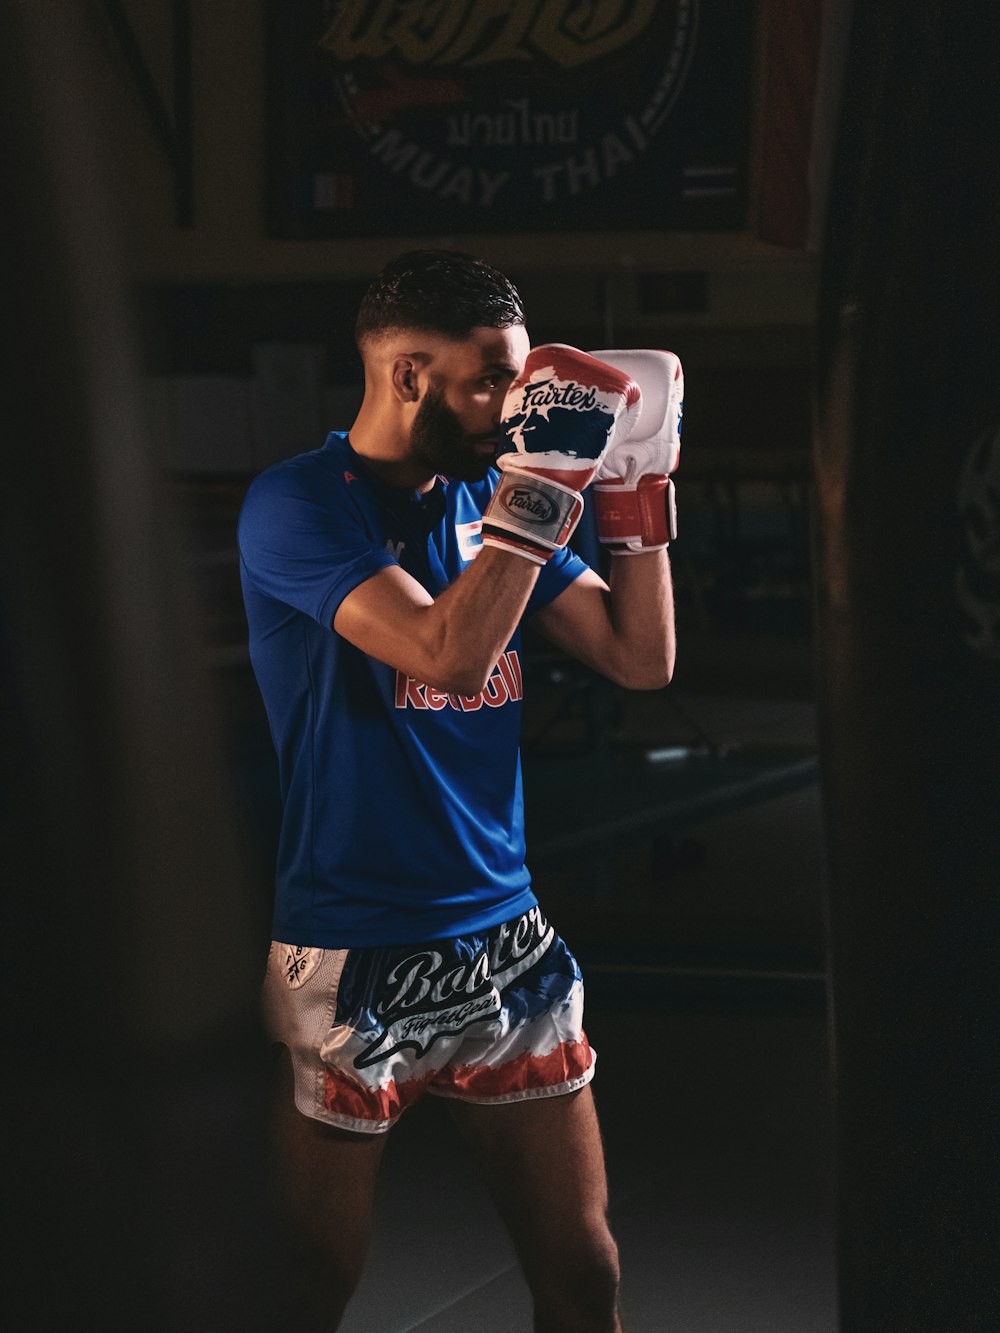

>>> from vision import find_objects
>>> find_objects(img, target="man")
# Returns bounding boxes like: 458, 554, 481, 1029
238, 249, 681, 1332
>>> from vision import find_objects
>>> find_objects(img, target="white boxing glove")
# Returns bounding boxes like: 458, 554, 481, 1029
482, 343, 641, 564
588, 348, 683, 553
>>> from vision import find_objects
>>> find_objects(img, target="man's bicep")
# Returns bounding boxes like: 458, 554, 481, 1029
531, 567, 616, 674
333, 565, 437, 675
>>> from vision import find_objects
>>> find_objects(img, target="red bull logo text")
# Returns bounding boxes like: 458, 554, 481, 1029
395, 649, 522, 711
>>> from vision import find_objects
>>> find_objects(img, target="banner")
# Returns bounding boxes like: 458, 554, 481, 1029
266, 0, 753, 236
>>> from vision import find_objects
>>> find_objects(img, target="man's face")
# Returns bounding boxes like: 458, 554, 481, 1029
408, 324, 529, 482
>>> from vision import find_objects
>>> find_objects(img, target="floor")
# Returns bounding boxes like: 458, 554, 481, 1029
323, 687, 839, 1333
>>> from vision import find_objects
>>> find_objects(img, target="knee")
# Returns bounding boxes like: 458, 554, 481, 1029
531, 1220, 622, 1330
278, 1232, 366, 1330
270, 1190, 371, 1330
574, 1232, 621, 1320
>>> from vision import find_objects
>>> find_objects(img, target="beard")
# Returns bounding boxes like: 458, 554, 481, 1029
409, 387, 495, 482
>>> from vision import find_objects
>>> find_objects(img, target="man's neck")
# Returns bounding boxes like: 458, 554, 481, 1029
348, 429, 435, 493
348, 403, 436, 492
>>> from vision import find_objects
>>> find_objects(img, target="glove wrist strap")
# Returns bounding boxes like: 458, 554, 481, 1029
594, 475, 676, 552
482, 467, 584, 563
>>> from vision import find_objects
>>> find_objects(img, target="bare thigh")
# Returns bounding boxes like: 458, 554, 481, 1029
268, 1045, 388, 1329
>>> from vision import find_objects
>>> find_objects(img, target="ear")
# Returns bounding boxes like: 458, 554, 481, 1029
390, 356, 419, 403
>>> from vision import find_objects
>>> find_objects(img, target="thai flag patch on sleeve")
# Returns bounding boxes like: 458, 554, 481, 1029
456, 520, 483, 562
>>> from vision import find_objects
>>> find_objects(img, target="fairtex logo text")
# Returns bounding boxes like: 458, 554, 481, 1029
503, 487, 556, 524
519, 377, 599, 412
395, 650, 523, 711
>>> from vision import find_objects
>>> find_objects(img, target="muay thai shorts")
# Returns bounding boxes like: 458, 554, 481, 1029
262, 905, 596, 1133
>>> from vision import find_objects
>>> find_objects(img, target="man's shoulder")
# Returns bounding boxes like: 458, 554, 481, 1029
238, 434, 364, 560
245, 433, 354, 503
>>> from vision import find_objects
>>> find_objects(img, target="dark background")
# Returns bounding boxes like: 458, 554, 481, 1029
5, 3, 998, 1330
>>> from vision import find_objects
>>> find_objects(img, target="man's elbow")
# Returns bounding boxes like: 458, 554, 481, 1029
614, 649, 675, 691
439, 664, 494, 696
628, 665, 675, 691
419, 650, 494, 698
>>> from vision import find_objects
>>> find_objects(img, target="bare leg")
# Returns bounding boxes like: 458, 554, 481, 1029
268, 1046, 387, 1332
449, 1085, 622, 1332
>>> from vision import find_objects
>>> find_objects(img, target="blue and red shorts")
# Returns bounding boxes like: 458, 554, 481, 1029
262, 906, 596, 1134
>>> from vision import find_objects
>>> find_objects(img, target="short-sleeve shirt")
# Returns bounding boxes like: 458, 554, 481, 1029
238, 431, 588, 948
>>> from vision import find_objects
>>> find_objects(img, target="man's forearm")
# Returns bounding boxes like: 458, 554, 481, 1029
333, 543, 540, 696
606, 549, 676, 688
429, 545, 541, 693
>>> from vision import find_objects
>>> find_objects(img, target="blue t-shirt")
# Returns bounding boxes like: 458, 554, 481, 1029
238, 431, 588, 948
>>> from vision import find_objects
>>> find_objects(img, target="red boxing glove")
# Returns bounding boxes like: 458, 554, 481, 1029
588, 348, 683, 554
482, 343, 641, 564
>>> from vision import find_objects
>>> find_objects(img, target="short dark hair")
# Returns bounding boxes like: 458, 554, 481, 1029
355, 249, 524, 347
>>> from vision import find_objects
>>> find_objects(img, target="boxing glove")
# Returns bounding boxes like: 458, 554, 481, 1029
588, 348, 683, 553
482, 344, 641, 564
